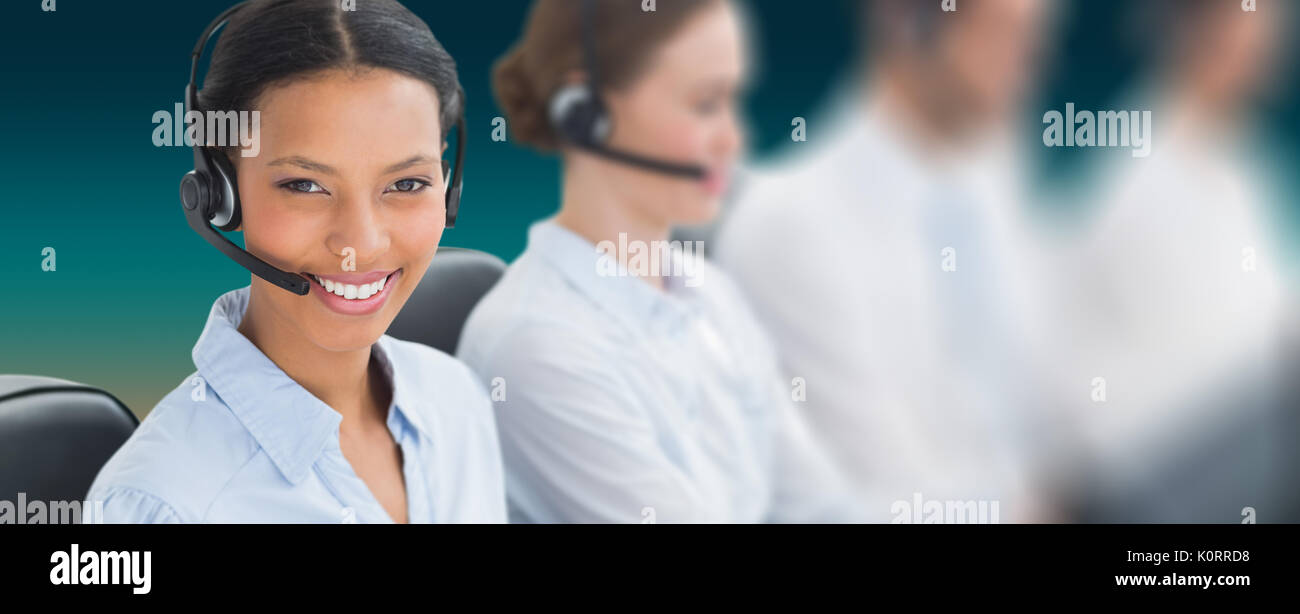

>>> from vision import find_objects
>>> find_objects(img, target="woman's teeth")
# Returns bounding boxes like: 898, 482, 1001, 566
311, 274, 387, 300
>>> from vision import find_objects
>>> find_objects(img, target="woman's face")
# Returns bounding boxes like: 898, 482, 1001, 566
599, 0, 748, 226
233, 68, 447, 352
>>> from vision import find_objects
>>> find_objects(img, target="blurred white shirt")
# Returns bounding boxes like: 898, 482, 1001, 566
458, 220, 860, 523
1059, 103, 1291, 473
715, 95, 1061, 522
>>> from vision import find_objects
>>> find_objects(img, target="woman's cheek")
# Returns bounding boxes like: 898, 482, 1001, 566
396, 203, 446, 259
666, 112, 712, 163
244, 196, 317, 268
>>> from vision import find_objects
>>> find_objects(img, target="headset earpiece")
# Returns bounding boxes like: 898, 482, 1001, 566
443, 116, 466, 228
180, 147, 239, 232
549, 82, 610, 146
179, 170, 209, 219
206, 149, 241, 231
442, 159, 458, 228
544, 0, 706, 180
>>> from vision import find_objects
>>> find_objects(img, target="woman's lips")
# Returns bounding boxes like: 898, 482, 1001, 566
701, 167, 730, 196
305, 269, 401, 316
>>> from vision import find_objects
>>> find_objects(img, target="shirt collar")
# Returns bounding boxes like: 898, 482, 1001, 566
856, 92, 1024, 206
526, 220, 699, 333
191, 287, 429, 486
372, 335, 433, 442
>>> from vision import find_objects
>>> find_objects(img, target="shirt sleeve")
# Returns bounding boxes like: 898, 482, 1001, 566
91, 485, 188, 524
480, 323, 732, 524
763, 387, 872, 522
718, 185, 888, 521
723, 276, 871, 523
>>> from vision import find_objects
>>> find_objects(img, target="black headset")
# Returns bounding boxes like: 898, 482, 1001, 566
547, 0, 707, 179
179, 1, 467, 296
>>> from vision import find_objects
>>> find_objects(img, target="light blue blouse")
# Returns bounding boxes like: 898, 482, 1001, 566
458, 221, 860, 523
87, 286, 507, 523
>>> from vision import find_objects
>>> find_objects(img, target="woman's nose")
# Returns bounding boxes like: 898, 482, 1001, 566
716, 110, 744, 160
325, 197, 391, 269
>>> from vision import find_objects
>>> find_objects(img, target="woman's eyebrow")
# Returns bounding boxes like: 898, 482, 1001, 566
265, 154, 435, 175
695, 76, 737, 97
382, 154, 436, 174
267, 155, 338, 175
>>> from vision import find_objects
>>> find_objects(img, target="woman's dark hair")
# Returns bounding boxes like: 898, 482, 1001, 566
494, 0, 723, 151
199, 0, 463, 139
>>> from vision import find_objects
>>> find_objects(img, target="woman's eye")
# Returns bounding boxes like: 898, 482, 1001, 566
386, 178, 432, 193
694, 98, 723, 115
280, 179, 327, 194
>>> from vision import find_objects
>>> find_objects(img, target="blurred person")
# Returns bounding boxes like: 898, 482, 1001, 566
457, 0, 860, 523
715, 0, 1065, 522
1055, 0, 1294, 509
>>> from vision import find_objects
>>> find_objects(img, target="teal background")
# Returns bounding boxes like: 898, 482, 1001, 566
1, 0, 1296, 416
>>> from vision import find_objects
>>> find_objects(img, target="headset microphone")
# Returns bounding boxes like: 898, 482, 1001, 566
548, 0, 708, 180
179, 1, 467, 297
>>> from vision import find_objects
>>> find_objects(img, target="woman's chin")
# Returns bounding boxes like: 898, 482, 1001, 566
305, 324, 389, 353
673, 196, 722, 226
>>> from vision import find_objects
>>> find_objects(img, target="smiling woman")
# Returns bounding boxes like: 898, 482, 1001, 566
84, 0, 506, 524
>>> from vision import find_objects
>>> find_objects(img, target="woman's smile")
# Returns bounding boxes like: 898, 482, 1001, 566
304, 269, 403, 316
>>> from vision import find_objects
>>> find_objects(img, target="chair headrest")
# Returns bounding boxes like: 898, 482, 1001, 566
387, 247, 507, 355
0, 375, 138, 510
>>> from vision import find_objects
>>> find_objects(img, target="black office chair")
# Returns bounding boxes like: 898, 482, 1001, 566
0, 375, 138, 517
387, 247, 507, 355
